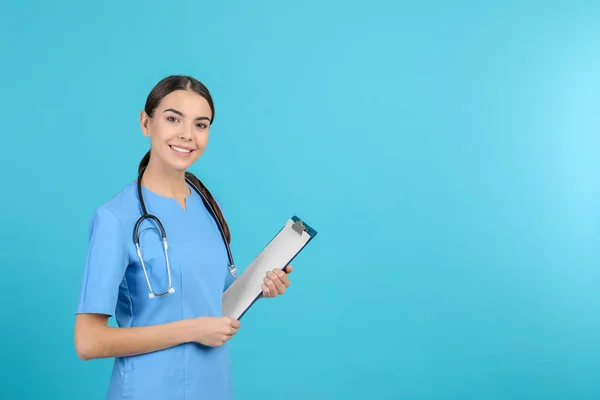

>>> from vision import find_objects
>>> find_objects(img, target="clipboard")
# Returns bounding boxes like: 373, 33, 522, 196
222, 216, 317, 320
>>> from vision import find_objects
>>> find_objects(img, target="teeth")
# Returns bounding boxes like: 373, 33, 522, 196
171, 146, 191, 153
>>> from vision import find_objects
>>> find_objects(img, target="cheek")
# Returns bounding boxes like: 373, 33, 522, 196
150, 121, 174, 141
195, 131, 210, 147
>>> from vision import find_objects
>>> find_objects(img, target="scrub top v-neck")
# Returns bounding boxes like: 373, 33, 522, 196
76, 181, 236, 400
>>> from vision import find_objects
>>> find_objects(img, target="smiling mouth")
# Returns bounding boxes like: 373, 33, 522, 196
169, 145, 196, 156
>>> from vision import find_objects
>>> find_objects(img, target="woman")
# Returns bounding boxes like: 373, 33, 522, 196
74, 75, 292, 399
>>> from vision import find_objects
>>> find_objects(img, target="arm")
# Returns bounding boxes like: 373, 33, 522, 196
74, 313, 193, 360
74, 313, 240, 360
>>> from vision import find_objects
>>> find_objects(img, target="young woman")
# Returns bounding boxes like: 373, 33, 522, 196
74, 75, 292, 400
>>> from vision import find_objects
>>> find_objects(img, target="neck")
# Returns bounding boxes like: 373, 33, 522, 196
141, 156, 190, 199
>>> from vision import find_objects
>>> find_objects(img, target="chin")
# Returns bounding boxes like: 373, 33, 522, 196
169, 159, 196, 172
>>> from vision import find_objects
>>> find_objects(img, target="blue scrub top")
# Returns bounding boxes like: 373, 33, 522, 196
76, 181, 236, 400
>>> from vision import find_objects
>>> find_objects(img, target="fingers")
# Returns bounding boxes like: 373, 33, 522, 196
225, 329, 237, 340
199, 317, 241, 347
261, 282, 275, 297
278, 268, 291, 287
229, 318, 241, 329
262, 273, 279, 297
262, 268, 291, 298
269, 271, 286, 293
261, 283, 270, 297
222, 318, 240, 343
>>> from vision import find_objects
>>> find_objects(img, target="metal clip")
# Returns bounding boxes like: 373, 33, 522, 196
292, 219, 307, 234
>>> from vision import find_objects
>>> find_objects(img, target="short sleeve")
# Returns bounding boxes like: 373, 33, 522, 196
76, 207, 128, 316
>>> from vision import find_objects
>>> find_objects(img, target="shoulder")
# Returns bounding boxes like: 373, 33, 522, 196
88, 181, 139, 228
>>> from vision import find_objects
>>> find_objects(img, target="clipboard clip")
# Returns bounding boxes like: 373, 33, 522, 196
291, 219, 307, 235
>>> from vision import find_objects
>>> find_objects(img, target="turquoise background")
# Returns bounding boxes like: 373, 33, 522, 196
1, 1, 599, 399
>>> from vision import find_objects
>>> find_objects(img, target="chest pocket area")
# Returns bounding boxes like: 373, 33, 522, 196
134, 225, 182, 298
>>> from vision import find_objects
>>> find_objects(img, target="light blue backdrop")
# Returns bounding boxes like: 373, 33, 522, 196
1, 1, 599, 399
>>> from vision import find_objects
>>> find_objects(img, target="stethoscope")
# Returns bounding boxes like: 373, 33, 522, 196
134, 167, 237, 299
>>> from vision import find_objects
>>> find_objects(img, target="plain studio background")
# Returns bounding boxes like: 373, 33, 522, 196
1, 1, 599, 399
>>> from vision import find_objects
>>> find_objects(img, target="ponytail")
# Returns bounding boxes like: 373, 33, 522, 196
137, 150, 231, 244
138, 150, 151, 173
184, 170, 231, 244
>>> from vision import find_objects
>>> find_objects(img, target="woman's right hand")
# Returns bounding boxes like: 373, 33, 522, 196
188, 316, 241, 347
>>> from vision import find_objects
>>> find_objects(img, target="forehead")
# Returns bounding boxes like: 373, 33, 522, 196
157, 90, 212, 117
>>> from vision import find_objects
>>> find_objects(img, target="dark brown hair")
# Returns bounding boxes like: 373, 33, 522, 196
138, 75, 230, 243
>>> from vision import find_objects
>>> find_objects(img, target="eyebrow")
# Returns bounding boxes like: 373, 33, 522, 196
163, 108, 212, 123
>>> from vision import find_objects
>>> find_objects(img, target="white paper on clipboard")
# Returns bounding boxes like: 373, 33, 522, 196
222, 216, 317, 320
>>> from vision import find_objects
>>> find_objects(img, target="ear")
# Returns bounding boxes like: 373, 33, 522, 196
140, 111, 150, 136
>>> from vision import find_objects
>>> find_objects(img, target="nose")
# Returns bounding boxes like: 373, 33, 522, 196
179, 126, 193, 141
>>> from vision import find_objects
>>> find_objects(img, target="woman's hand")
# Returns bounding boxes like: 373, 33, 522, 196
261, 265, 292, 298
188, 316, 241, 347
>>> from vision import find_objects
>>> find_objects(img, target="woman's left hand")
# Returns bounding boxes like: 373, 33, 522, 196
261, 265, 292, 298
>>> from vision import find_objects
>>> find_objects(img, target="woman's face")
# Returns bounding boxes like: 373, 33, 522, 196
140, 89, 212, 172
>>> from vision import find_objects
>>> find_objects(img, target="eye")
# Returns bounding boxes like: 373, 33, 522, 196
166, 116, 179, 123
196, 123, 208, 129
